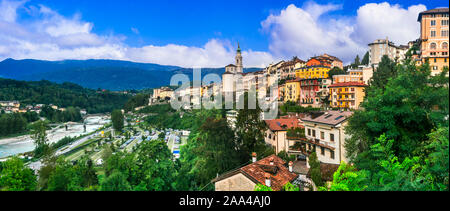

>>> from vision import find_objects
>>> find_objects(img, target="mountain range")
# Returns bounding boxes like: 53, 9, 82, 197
0, 58, 261, 91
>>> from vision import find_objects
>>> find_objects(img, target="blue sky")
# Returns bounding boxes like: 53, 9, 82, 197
1, 0, 449, 67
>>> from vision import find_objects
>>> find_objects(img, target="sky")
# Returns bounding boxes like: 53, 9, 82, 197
0, 0, 448, 68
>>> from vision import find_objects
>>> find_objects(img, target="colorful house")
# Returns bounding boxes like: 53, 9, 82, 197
329, 82, 367, 109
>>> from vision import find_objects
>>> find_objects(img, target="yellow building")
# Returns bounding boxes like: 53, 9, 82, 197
329, 82, 367, 110
295, 66, 331, 79
295, 58, 331, 79
418, 8, 449, 75
284, 79, 301, 103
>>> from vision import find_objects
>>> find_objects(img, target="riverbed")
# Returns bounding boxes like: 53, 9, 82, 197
0, 115, 110, 158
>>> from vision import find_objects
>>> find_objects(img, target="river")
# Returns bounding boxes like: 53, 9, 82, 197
0, 115, 110, 159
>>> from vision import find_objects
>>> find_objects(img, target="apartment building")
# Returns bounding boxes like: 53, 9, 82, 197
298, 111, 353, 165
368, 38, 409, 66
264, 116, 304, 153
418, 8, 449, 75
299, 78, 331, 108
329, 82, 367, 109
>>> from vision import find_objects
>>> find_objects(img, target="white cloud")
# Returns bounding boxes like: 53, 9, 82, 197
0, 0, 274, 68
131, 27, 139, 35
0, 0, 25, 22
0, 0, 428, 67
261, 2, 426, 64
352, 3, 426, 45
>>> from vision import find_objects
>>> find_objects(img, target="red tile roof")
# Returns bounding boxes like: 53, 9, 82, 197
265, 117, 304, 132
212, 155, 299, 191
329, 82, 368, 88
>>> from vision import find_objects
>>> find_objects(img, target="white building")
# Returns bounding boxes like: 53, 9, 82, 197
299, 111, 353, 165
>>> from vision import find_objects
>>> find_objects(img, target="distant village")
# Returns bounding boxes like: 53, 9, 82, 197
0, 101, 87, 116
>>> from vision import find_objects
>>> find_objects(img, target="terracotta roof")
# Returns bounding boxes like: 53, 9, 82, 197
329, 82, 368, 88
418, 8, 449, 21
307, 163, 340, 181
226, 64, 237, 67
265, 116, 304, 132
322, 54, 342, 62
301, 110, 353, 126
286, 78, 302, 83
212, 155, 298, 191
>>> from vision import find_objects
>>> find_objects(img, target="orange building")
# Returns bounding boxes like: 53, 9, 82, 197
418, 8, 449, 75
329, 82, 367, 110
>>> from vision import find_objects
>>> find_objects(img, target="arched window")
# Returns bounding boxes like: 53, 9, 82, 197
430, 43, 437, 50
442, 42, 448, 50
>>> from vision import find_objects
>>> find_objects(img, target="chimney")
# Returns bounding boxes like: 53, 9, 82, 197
252, 152, 257, 163
269, 157, 274, 165
289, 161, 293, 173
264, 173, 271, 187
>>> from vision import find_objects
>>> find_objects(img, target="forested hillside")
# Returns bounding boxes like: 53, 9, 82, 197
0, 78, 131, 114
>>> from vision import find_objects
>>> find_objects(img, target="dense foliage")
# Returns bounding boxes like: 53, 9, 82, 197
123, 94, 150, 112
337, 56, 449, 191
111, 109, 124, 132
0, 78, 131, 114
280, 101, 320, 115
323, 131, 448, 191
40, 106, 82, 123
0, 157, 37, 191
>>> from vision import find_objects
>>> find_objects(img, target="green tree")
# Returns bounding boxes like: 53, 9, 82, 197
134, 140, 178, 191
361, 51, 370, 65
283, 182, 300, 191
46, 158, 82, 191
328, 67, 346, 82
319, 162, 368, 191
367, 55, 397, 91
32, 121, 51, 158
111, 109, 124, 132
193, 117, 240, 186
345, 62, 449, 165
308, 152, 323, 187
254, 184, 273, 191
0, 157, 37, 191
235, 92, 269, 163
100, 170, 131, 191
352, 55, 361, 68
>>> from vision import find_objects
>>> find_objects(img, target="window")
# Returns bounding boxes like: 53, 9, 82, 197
431, 20, 436, 26
312, 130, 316, 137
330, 134, 335, 142
431, 31, 436, 37
330, 150, 335, 159
442, 30, 449, 37
321, 147, 325, 155
433, 66, 438, 70
442, 19, 449, 26
308, 129, 311, 136
430, 43, 437, 49
443, 42, 448, 50
320, 131, 324, 140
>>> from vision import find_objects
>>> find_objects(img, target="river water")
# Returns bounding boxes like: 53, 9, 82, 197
0, 116, 110, 159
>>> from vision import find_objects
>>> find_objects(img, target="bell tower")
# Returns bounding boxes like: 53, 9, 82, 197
235, 42, 243, 73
